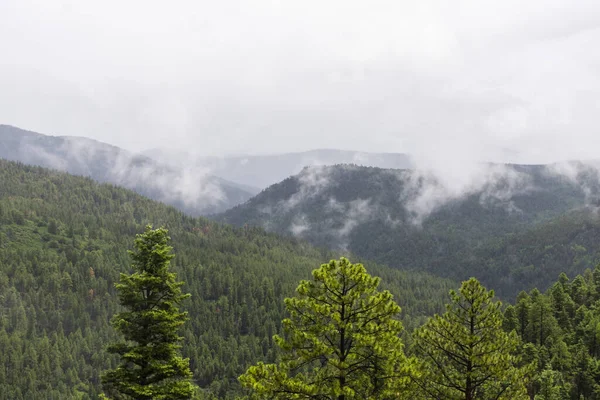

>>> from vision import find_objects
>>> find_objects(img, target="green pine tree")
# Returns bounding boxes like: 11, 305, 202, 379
101, 226, 196, 399
413, 278, 532, 400
239, 257, 415, 399
534, 365, 569, 400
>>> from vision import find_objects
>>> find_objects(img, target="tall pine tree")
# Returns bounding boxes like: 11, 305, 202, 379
413, 278, 531, 400
101, 226, 196, 399
239, 257, 415, 399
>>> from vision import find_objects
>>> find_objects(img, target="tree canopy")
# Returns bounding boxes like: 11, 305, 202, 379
413, 278, 531, 400
240, 257, 415, 399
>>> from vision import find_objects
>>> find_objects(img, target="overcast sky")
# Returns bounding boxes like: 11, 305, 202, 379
1, 0, 599, 162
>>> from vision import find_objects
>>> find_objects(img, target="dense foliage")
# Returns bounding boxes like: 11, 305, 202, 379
504, 266, 600, 399
0, 160, 454, 399
240, 258, 414, 399
414, 278, 531, 399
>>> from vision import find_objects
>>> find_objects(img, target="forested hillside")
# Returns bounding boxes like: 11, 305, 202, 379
0, 160, 454, 399
0, 124, 256, 215
217, 163, 600, 298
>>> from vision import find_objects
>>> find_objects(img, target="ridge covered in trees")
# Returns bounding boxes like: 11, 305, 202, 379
216, 163, 600, 298
0, 124, 256, 215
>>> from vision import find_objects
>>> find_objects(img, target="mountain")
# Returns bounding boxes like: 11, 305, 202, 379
0, 160, 455, 399
215, 163, 600, 298
143, 147, 414, 189
0, 124, 257, 215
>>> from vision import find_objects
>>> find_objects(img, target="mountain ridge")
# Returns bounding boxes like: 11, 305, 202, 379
142, 147, 415, 189
0, 124, 256, 215
215, 162, 600, 297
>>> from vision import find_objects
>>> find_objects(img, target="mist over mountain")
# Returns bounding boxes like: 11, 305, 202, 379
216, 162, 600, 297
0, 124, 256, 214
143, 147, 414, 189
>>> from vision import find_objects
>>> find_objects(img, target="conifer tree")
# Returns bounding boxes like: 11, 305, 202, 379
101, 226, 195, 399
413, 278, 531, 400
527, 289, 559, 346
534, 365, 569, 400
239, 257, 415, 399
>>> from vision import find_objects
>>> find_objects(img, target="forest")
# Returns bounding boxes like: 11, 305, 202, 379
1, 159, 600, 399
0, 160, 452, 399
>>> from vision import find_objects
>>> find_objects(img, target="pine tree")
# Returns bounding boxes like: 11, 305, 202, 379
101, 226, 196, 399
534, 365, 569, 400
526, 289, 558, 347
515, 291, 531, 337
413, 278, 531, 400
239, 257, 415, 399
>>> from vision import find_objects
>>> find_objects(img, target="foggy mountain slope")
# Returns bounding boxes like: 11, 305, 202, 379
143, 147, 414, 189
215, 163, 600, 297
0, 124, 254, 214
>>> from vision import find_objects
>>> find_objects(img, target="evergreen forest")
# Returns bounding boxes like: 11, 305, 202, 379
1, 159, 600, 398
0, 160, 453, 399
217, 164, 600, 299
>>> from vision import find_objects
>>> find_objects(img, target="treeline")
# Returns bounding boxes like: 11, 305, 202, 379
0, 160, 454, 399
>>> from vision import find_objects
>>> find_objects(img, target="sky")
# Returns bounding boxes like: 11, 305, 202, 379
1, 0, 600, 163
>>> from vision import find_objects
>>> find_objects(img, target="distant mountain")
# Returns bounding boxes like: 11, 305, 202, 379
215, 163, 600, 297
142, 147, 414, 189
0, 124, 256, 214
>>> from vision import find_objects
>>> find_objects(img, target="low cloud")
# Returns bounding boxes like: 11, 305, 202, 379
546, 160, 600, 207
282, 165, 333, 211
399, 163, 533, 224
289, 214, 310, 236
8, 131, 237, 214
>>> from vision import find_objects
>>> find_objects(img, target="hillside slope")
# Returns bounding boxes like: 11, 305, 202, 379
216, 163, 600, 297
0, 160, 454, 399
0, 124, 256, 214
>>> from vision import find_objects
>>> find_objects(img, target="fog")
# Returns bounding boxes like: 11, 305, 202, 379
2, 0, 600, 168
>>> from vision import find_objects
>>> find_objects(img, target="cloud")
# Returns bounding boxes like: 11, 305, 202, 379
396, 162, 533, 224
289, 214, 310, 236
20, 138, 69, 171
336, 198, 373, 237
1, 0, 600, 164
282, 166, 333, 211
546, 160, 600, 206
287, 197, 373, 251
11, 133, 232, 213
